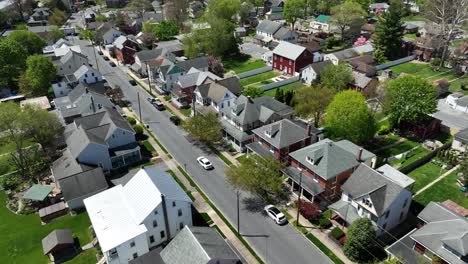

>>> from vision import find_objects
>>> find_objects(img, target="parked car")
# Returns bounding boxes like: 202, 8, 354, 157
109, 61, 116, 67
97, 50, 103, 55
129, 79, 137, 86
153, 100, 165, 111
197, 156, 213, 170
103, 56, 110, 61
169, 116, 180, 125
147, 97, 156, 103
264, 205, 287, 225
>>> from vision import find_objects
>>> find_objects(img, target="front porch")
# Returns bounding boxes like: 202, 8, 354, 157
246, 142, 275, 159
328, 200, 361, 232
282, 166, 324, 204
221, 119, 253, 152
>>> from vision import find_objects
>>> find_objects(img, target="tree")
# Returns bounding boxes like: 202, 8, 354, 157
425, 0, 468, 68
344, 218, 377, 262
128, 0, 153, 18
293, 85, 335, 127
305, 0, 318, 16
7, 30, 46, 55
248, 0, 263, 15
460, 153, 468, 186
20, 55, 56, 96
372, 48, 387, 64
48, 8, 67, 26
275, 88, 284, 102
243, 86, 264, 98
374, 2, 405, 58
96, 14, 108, 22
240, 1, 254, 26
284, 90, 294, 106
164, 0, 188, 26
142, 20, 157, 34
319, 63, 353, 91
317, 0, 340, 14
283, 0, 306, 27
12, 0, 33, 21
331, 0, 366, 40
114, 11, 128, 27
326, 90, 377, 143
353, 35, 370, 47
385, 75, 437, 126
153, 20, 179, 41
207, 55, 224, 77
48, 26, 65, 42
0, 38, 27, 87
206, 0, 241, 22
183, 112, 223, 144
226, 155, 287, 203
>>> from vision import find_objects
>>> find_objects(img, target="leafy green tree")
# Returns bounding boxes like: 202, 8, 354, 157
48, 26, 65, 42
460, 153, 468, 185
283, 0, 306, 26
372, 48, 387, 64
319, 63, 353, 91
242, 86, 263, 98
153, 20, 179, 41
374, 2, 404, 58
317, 0, 340, 14
96, 14, 108, 22
226, 155, 287, 203
79, 29, 97, 42
183, 112, 223, 144
240, 1, 254, 25
206, 0, 241, 22
20, 55, 57, 96
284, 90, 294, 106
331, 0, 366, 40
275, 87, 284, 102
326, 90, 377, 143
305, 0, 318, 16
7, 30, 46, 55
248, 0, 263, 14
344, 218, 377, 263
48, 8, 67, 26
128, 0, 153, 18
294, 85, 335, 127
385, 75, 437, 126
0, 38, 27, 87
142, 20, 157, 33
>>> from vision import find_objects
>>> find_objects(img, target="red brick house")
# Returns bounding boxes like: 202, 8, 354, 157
272, 41, 313, 75
246, 119, 323, 163
282, 139, 376, 204
113, 36, 138, 65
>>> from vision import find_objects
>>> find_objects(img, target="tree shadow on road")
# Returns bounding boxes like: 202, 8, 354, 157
242, 196, 268, 215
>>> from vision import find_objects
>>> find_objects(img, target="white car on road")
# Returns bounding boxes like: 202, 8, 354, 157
197, 156, 213, 170
264, 205, 287, 225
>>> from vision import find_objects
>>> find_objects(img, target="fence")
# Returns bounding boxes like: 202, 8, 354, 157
237, 66, 272, 79
399, 141, 452, 174
261, 76, 300, 91
375, 55, 416, 71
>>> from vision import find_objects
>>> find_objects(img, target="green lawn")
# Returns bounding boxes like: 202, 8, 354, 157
223, 56, 266, 74
0, 193, 94, 264
414, 170, 468, 208
240, 71, 280, 86
64, 248, 98, 264
0, 155, 17, 175
378, 138, 421, 159
404, 33, 417, 39
0, 140, 35, 155
450, 38, 467, 48
236, 155, 249, 164
390, 146, 431, 169
263, 81, 304, 97
180, 108, 192, 117
407, 162, 446, 192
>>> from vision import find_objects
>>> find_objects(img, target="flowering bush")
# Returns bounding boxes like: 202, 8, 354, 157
353, 36, 370, 47
295, 199, 320, 221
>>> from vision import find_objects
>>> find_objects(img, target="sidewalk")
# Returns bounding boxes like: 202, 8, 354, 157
414, 165, 460, 196
123, 109, 260, 264
285, 207, 354, 264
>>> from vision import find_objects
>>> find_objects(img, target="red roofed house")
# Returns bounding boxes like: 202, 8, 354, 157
272, 41, 313, 76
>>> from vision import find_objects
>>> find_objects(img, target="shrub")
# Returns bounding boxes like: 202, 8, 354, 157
0, 174, 20, 190
132, 124, 143, 135
378, 124, 390, 135
319, 218, 332, 229
430, 58, 441, 67
296, 199, 320, 221
330, 227, 345, 240
126, 116, 137, 125
339, 236, 346, 246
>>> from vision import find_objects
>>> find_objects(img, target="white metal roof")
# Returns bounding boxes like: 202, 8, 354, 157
377, 164, 415, 189
272, 41, 306, 61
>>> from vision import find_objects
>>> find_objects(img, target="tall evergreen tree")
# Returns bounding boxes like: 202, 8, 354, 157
373, 2, 404, 58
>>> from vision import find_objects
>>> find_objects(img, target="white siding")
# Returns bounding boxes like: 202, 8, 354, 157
105, 233, 149, 264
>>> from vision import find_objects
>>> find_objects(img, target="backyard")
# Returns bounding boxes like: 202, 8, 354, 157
0, 193, 95, 264
240, 71, 280, 87
263, 81, 305, 97
414, 169, 468, 208
407, 161, 447, 192
390, 62, 467, 94
223, 55, 266, 74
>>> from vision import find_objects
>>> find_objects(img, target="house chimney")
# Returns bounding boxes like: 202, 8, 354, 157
306, 123, 311, 136
90, 96, 96, 113
356, 148, 363, 161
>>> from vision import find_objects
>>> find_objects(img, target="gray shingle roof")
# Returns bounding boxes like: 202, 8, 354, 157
304, 60, 332, 74
60, 50, 88, 65
42, 229, 74, 255
341, 163, 411, 216
418, 201, 462, 223
176, 57, 208, 71
252, 119, 308, 149
51, 149, 94, 181
257, 20, 282, 35
455, 128, 468, 144
273, 41, 306, 60
160, 226, 240, 264
58, 167, 108, 201
273, 27, 295, 40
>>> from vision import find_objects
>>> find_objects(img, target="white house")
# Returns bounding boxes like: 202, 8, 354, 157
84, 168, 192, 264
329, 163, 413, 236
102, 28, 124, 45
155, 57, 208, 93
53, 65, 103, 97
55, 50, 89, 77
300, 60, 333, 85
369, 3, 390, 14
194, 77, 243, 112
445, 92, 468, 113
324, 44, 375, 65
43, 38, 81, 57
452, 128, 468, 152
310, 15, 331, 33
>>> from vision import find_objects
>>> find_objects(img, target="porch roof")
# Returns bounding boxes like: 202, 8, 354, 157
282, 166, 324, 196
329, 200, 361, 225
246, 142, 275, 159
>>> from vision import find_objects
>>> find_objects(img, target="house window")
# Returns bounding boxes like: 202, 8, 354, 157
178, 209, 182, 217
403, 199, 408, 208
91, 72, 95, 76
130, 241, 135, 247
95, 77, 98, 82
179, 222, 184, 230
149, 235, 155, 243
228, 101, 230, 107
154, 210, 158, 215
385, 211, 390, 219
133, 253, 138, 259
172, 201, 176, 207
383, 223, 387, 230
85, 74, 88, 78
153, 220, 158, 228
160, 230, 165, 239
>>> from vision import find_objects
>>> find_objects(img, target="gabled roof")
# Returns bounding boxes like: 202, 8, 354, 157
73, 65, 101, 80
160, 226, 240, 264
58, 167, 108, 202
252, 119, 309, 149
330, 44, 374, 60
42, 229, 74, 255
176, 57, 208, 71
256, 20, 282, 35
51, 149, 94, 181
315, 15, 330, 24
273, 27, 296, 40
418, 201, 464, 223
113, 35, 129, 49
59, 50, 88, 65
342, 163, 411, 216
352, 71, 373, 89
84, 168, 191, 252
303, 60, 332, 75
273, 41, 307, 60
454, 128, 468, 144
178, 68, 221, 88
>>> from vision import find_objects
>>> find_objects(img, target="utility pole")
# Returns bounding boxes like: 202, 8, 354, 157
138, 92, 142, 122
237, 190, 240, 235
146, 62, 152, 94
192, 93, 196, 116
296, 169, 303, 226
91, 40, 100, 72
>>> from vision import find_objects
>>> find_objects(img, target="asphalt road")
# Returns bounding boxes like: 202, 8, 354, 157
78, 39, 332, 264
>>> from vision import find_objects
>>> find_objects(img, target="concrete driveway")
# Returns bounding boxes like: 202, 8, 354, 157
240, 42, 270, 60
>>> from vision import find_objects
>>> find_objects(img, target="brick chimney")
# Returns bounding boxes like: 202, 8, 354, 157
356, 148, 363, 161
306, 124, 311, 136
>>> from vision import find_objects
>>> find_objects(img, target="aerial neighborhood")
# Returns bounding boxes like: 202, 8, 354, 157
0, 0, 467, 263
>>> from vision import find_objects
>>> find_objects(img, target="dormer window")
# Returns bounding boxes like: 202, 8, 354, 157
265, 130, 271, 138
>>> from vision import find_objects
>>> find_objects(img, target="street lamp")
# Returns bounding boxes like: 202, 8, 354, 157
296, 168, 303, 226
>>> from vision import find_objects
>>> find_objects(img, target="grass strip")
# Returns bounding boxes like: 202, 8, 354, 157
176, 165, 264, 263
200, 212, 214, 225
142, 125, 169, 155
207, 145, 234, 167
305, 234, 345, 264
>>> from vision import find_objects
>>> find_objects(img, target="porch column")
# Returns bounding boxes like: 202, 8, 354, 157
290, 180, 294, 192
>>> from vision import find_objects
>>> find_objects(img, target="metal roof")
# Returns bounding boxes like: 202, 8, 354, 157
23, 185, 54, 201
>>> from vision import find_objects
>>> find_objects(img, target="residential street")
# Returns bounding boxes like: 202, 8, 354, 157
77, 39, 332, 264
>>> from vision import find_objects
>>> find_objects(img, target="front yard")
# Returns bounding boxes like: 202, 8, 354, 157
414, 170, 468, 208
407, 161, 447, 192
0, 193, 95, 264
223, 55, 266, 74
